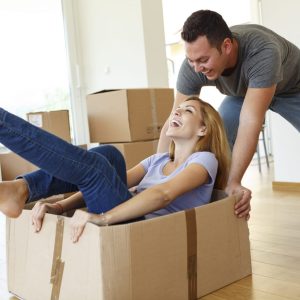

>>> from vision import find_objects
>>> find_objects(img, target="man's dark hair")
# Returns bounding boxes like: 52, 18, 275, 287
181, 10, 233, 49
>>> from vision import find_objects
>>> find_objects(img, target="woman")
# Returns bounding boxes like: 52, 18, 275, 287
0, 97, 230, 242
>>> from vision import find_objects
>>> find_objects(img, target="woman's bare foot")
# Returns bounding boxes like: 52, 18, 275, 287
0, 179, 29, 218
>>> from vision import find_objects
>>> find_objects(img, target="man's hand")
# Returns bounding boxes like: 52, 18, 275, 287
225, 183, 252, 220
31, 202, 63, 232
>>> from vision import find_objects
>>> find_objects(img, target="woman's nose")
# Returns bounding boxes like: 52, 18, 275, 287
174, 108, 181, 115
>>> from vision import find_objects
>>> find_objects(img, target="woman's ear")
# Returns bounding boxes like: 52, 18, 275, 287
197, 126, 207, 137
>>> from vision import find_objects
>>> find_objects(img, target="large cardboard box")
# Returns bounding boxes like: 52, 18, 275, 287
110, 139, 158, 169
6, 194, 251, 300
0, 152, 38, 181
87, 89, 174, 143
27, 110, 71, 143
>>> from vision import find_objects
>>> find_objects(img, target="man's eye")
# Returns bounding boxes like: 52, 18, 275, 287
186, 109, 193, 113
187, 59, 193, 66
198, 59, 208, 64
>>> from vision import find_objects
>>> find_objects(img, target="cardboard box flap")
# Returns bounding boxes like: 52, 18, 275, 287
59, 218, 103, 300
7, 210, 58, 300
195, 196, 252, 297
90, 89, 119, 95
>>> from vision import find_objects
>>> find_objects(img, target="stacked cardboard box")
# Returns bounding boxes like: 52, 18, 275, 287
86, 89, 173, 143
0, 152, 38, 181
111, 140, 158, 169
27, 110, 71, 143
6, 193, 252, 300
0, 110, 71, 181
86, 89, 174, 168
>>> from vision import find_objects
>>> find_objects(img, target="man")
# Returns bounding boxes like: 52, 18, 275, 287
158, 10, 300, 219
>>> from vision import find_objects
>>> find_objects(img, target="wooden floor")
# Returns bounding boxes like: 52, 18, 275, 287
1, 159, 300, 299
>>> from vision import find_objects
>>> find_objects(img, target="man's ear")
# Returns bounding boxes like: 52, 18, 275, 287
197, 126, 207, 137
222, 37, 232, 54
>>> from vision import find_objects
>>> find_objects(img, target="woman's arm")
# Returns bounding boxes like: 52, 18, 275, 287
56, 192, 85, 212
126, 163, 146, 188
32, 191, 85, 232
70, 163, 209, 242
95, 163, 209, 225
34, 164, 147, 237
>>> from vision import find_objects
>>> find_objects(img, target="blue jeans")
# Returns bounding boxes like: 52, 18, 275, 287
0, 108, 132, 214
218, 93, 300, 149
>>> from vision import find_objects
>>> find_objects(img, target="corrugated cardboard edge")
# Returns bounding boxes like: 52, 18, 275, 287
6, 210, 55, 300
6, 215, 27, 300
6, 217, 12, 293
50, 216, 65, 300
231, 194, 252, 278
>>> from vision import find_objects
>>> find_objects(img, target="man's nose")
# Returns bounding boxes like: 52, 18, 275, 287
193, 62, 204, 73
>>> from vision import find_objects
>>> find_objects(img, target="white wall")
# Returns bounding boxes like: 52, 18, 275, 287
62, 0, 168, 144
66, 0, 168, 94
260, 0, 300, 183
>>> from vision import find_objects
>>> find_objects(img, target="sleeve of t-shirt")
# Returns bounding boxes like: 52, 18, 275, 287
139, 153, 160, 172
247, 45, 283, 88
176, 58, 208, 95
187, 152, 218, 184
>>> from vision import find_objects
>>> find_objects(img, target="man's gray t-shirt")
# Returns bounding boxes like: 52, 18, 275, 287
176, 24, 300, 97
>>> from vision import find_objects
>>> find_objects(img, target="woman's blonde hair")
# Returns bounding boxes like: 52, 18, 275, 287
169, 96, 231, 189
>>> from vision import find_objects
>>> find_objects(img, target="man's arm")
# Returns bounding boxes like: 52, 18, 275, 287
157, 91, 198, 153
227, 85, 276, 218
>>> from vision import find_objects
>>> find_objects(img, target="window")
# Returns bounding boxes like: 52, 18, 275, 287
0, 0, 70, 122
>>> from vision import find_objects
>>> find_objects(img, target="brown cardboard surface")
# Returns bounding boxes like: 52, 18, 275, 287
0, 152, 38, 181
6, 195, 251, 300
7, 213, 57, 300
87, 89, 174, 143
109, 139, 158, 169
27, 110, 71, 143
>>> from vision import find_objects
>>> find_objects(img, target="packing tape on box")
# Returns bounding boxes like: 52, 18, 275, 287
149, 89, 159, 135
50, 216, 65, 300
185, 208, 197, 300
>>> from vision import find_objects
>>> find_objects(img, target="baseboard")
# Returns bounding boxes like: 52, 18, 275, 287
272, 181, 300, 192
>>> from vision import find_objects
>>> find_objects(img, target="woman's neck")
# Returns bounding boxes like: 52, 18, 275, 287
172, 141, 195, 167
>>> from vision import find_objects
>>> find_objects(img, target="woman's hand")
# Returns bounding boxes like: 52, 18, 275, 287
31, 202, 63, 232
70, 210, 109, 243
70, 210, 92, 243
